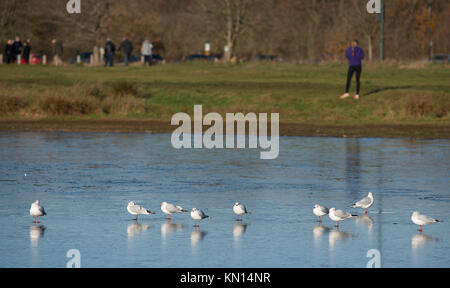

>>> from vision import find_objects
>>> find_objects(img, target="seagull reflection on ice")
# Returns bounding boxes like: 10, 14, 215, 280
30, 225, 46, 247
355, 215, 373, 231
328, 230, 352, 250
233, 222, 248, 240
412, 233, 438, 249
127, 222, 150, 238
191, 230, 208, 247
161, 222, 184, 239
313, 224, 330, 240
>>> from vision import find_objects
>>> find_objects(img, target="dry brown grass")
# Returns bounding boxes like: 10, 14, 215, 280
1, 83, 148, 117
0, 93, 28, 114
111, 81, 140, 97
101, 95, 147, 115
401, 94, 449, 119
38, 93, 101, 116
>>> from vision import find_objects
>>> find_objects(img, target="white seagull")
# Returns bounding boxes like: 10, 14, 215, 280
352, 192, 374, 214
329, 208, 356, 229
411, 211, 440, 232
233, 202, 249, 221
313, 204, 329, 223
161, 202, 187, 220
30, 200, 46, 223
127, 202, 155, 221
190, 208, 209, 227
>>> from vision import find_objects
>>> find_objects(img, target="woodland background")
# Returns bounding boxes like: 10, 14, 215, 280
1, 0, 449, 62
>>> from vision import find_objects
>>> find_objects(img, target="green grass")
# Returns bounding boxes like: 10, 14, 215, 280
0, 62, 449, 125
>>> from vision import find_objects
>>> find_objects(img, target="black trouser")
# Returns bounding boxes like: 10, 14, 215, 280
105, 53, 114, 67
123, 52, 130, 66
144, 55, 152, 66
345, 65, 362, 94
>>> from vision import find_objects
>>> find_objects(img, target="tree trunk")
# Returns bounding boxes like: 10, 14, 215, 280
367, 35, 373, 61
225, 0, 233, 62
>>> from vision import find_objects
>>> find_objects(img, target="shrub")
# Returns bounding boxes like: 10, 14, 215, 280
402, 94, 449, 119
38, 93, 100, 116
85, 84, 106, 101
111, 81, 139, 97
101, 95, 146, 115
0, 93, 27, 115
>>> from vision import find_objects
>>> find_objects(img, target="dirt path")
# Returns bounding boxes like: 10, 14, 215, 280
1, 119, 449, 139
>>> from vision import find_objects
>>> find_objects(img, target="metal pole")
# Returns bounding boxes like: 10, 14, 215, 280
380, 0, 385, 61
428, 0, 433, 60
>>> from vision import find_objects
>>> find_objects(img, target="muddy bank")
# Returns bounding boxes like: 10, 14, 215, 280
1, 119, 449, 139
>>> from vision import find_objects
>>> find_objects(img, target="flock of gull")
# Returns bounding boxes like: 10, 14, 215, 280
30, 200, 248, 227
313, 192, 441, 232
30, 192, 440, 232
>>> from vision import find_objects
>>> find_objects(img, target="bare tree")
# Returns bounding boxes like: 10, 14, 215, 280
350, 0, 379, 61
195, 0, 260, 62
0, 0, 18, 42
1, 0, 449, 62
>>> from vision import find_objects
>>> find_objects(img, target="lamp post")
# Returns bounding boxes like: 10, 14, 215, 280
427, 0, 433, 60
379, 0, 385, 61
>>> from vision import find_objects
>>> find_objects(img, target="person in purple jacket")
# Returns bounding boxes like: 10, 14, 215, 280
340, 40, 365, 100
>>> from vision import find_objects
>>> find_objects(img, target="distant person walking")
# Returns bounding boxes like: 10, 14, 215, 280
22, 40, 31, 64
104, 38, 116, 67
4, 40, 14, 64
119, 37, 133, 67
12, 36, 23, 63
141, 39, 153, 66
52, 39, 64, 66
341, 40, 365, 100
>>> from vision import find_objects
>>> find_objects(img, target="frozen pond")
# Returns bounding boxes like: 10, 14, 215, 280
0, 132, 449, 267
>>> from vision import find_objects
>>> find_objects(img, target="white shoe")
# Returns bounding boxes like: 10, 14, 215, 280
353, 94, 360, 100
340, 93, 350, 99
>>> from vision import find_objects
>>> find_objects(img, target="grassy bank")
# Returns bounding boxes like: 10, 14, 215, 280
0, 62, 449, 137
